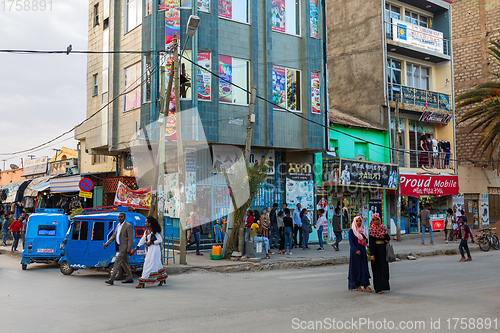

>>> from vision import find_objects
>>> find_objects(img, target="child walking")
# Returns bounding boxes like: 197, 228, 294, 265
457, 217, 474, 262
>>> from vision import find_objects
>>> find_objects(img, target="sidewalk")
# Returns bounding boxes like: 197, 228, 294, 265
0, 232, 481, 274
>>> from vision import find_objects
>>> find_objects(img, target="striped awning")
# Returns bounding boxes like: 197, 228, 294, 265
24, 175, 54, 197
50, 175, 82, 193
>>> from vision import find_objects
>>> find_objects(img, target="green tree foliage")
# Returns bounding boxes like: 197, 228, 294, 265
456, 41, 500, 162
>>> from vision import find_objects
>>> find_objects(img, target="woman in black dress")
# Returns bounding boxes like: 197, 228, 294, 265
369, 213, 390, 294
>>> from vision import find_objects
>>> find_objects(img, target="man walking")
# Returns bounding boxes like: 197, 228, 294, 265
293, 203, 302, 248
458, 217, 474, 262
332, 207, 342, 251
186, 206, 203, 255
103, 212, 134, 285
2, 215, 11, 246
419, 203, 433, 245
269, 203, 279, 249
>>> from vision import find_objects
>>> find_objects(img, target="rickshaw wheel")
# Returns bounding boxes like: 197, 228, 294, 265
60, 261, 75, 275
108, 264, 124, 280
21, 264, 27, 270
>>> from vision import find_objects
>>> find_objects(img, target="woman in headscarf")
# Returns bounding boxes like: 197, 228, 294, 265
348, 216, 372, 292
368, 213, 390, 294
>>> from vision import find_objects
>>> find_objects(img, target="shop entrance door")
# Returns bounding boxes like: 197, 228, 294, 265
408, 197, 419, 232
464, 198, 479, 229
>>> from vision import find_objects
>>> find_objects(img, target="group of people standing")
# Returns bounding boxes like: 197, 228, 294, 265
419, 134, 451, 169
245, 203, 328, 256
348, 214, 390, 294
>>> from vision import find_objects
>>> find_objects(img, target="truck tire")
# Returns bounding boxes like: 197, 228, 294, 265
60, 261, 75, 275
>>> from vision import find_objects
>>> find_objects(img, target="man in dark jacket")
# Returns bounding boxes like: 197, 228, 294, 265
269, 203, 279, 249
458, 217, 474, 262
103, 213, 134, 285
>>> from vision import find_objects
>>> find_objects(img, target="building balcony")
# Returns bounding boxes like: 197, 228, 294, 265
388, 84, 451, 113
386, 21, 451, 63
393, 149, 454, 171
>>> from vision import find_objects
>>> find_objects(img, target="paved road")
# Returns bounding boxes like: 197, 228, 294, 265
0, 251, 499, 333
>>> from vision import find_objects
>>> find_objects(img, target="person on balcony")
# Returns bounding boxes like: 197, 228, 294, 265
419, 135, 428, 167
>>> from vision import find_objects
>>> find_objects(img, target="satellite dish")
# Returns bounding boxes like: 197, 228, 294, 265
10, 164, 19, 170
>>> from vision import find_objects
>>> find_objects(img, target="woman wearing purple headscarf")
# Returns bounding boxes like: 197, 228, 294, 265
348, 216, 372, 292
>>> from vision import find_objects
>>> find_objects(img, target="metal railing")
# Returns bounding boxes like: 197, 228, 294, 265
392, 148, 454, 169
385, 21, 451, 56
388, 84, 451, 111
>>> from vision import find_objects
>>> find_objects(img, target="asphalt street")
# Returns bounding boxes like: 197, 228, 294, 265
0, 251, 499, 333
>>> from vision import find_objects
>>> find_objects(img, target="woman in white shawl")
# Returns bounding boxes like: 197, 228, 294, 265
130, 216, 168, 288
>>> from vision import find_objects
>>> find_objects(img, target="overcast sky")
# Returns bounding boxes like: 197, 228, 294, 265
0, 1, 88, 170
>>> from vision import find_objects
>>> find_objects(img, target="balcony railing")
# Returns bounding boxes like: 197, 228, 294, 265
386, 21, 451, 56
388, 84, 451, 111
392, 148, 454, 170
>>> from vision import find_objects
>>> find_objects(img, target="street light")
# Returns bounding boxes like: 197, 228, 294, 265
181, 15, 201, 57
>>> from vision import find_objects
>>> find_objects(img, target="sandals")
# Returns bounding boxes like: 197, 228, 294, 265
377, 291, 384, 294
364, 286, 372, 292
356, 286, 363, 292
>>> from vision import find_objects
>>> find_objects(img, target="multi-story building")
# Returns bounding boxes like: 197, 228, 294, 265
452, 0, 500, 228
76, 0, 328, 235
327, 0, 457, 233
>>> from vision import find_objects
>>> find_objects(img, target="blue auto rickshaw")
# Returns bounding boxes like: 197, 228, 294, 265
58, 206, 146, 278
21, 208, 70, 270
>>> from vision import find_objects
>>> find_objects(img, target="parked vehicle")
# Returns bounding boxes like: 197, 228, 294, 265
21, 208, 70, 270
58, 206, 146, 278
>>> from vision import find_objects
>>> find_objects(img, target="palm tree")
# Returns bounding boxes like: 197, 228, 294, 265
456, 41, 500, 162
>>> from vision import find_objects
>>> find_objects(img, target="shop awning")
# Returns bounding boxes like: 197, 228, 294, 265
2, 180, 30, 203
400, 174, 459, 197
23, 175, 54, 197
50, 175, 82, 193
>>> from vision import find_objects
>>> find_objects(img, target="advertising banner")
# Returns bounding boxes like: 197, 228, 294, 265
322, 159, 340, 186
286, 162, 314, 210
400, 174, 459, 197
271, 0, 285, 32
272, 66, 286, 109
339, 160, 398, 189
248, 149, 275, 175
197, 0, 210, 12
162, 0, 181, 44
212, 145, 244, 173
164, 173, 180, 218
114, 181, 152, 210
185, 148, 197, 204
392, 18, 444, 54
219, 0, 232, 19
419, 111, 452, 124
310, 0, 318, 38
219, 56, 232, 103
480, 193, 489, 226
164, 54, 177, 141
197, 52, 211, 101
311, 71, 321, 114
48, 161, 68, 176
23, 157, 48, 176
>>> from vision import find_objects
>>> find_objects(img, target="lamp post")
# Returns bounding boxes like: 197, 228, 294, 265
158, 16, 200, 265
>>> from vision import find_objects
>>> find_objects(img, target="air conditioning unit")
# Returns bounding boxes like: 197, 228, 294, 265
355, 155, 365, 161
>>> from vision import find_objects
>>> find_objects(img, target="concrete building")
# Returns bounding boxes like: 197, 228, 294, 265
452, 0, 500, 228
75, 0, 329, 236
327, 0, 457, 233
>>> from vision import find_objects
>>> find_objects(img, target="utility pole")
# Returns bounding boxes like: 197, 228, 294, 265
395, 93, 401, 242
244, 84, 257, 161
158, 33, 177, 258
173, 38, 188, 265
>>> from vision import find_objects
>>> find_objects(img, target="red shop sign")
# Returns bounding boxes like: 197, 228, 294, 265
399, 174, 459, 197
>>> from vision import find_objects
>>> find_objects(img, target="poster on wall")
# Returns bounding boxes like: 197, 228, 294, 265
248, 149, 275, 175
286, 162, 314, 211
218, 0, 232, 19
322, 159, 340, 185
162, 0, 181, 44
340, 160, 398, 189
271, 0, 285, 32
311, 71, 321, 114
316, 186, 329, 239
480, 193, 489, 226
212, 145, 244, 173
310, 0, 319, 38
452, 194, 465, 215
197, 52, 212, 101
368, 189, 383, 230
219, 56, 232, 103
197, 0, 210, 12
164, 173, 180, 218
272, 66, 286, 109
114, 181, 152, 210
186, 148, 197, 204
164, 54, 177, 141
124, 62, 141, 112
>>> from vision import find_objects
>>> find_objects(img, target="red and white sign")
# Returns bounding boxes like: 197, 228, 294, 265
432, 220, 445, 231
400, 174, 459, 197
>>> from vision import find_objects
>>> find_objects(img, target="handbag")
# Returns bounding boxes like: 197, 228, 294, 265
150, 233, 157, 243
386, 242, 396, 263
189, 233, 195, 243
